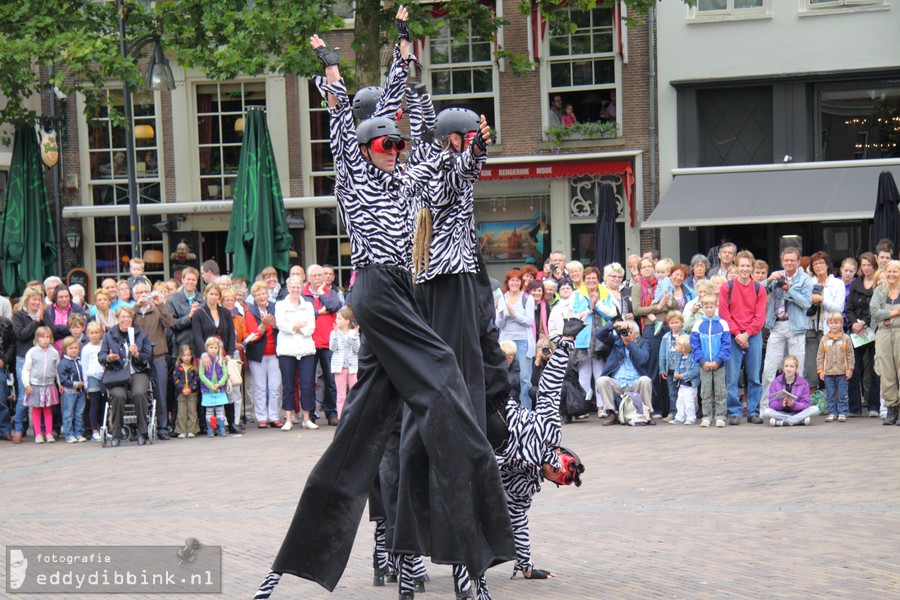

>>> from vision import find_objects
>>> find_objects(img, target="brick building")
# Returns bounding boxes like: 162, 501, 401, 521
9, 1, 658, 294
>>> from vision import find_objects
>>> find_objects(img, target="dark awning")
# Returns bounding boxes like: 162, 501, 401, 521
643, 162, 900, 228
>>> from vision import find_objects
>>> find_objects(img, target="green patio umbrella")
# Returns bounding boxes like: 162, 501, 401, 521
225, 106, 292, 281
0, 124, 57, 295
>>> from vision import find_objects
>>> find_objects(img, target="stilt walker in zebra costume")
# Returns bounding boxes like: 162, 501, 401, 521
255, 28, 514, 600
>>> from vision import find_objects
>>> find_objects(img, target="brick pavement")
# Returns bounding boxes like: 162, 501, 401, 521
1, 416, 899, 599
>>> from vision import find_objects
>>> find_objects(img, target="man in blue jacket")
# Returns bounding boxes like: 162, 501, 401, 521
595, 320, 653, 425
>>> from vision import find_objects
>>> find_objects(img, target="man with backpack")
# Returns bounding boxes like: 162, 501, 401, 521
718, 251, 768, 425
594, 320, 653, 425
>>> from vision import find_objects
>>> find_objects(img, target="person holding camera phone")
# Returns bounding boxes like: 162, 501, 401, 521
132, 281, 174, 440
761, 246, 813, 411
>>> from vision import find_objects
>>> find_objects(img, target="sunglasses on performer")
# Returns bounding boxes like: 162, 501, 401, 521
369, 136, 407, 154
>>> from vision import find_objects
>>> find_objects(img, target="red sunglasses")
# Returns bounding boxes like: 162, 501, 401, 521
369, 136, 407, 154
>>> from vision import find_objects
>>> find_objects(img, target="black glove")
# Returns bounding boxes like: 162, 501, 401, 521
315, 45, 341, 68
396, 19, 411, 42
562, 318, 586, 338
473, 129, 488, 152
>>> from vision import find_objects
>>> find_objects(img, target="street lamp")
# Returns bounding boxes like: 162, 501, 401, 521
116, 0, 176, 262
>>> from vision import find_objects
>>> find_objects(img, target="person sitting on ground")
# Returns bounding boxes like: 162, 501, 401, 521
763, 355, 818, 426
595, 319, 653, 425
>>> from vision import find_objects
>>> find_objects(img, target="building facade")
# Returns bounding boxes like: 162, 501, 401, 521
652, 0, 900, 264
1, 0, 659, 296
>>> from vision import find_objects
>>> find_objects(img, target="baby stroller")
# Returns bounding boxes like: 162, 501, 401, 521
100, 373, 158, 447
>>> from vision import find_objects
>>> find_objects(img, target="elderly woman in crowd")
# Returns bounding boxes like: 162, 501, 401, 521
99, 306, 153, 447
579, 266, 609, 400
805, 251, 845, 386
597, 262, 632, 322
567, 260, 586, 296
685, 254, 711, 289
245, 281, 281, 428
497, 268, 536, 407
542, 278, 559, 311
111, 280, 134, 311
275, 275, 317, 431
89, 290, 116, 331
868, 260, 900, 425
261, 266, 287, 304
670, 263, 696, 312
846, 252, 880, 417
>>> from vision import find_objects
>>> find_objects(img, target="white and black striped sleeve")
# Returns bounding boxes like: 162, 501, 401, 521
372, 44, 416, 121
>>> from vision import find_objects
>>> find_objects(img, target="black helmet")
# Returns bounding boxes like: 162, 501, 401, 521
433, 107, 480, 142
357, 117, 406, 145
351, 86, 384, 121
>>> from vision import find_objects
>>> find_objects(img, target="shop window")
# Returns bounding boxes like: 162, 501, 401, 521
818, 83, 900, 161
545, 7, 618, 134
425, 21, 498, 134
87, 89, 163, 281
196, 81, 266, 200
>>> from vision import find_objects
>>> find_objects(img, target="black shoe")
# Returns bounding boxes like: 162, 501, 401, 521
157, 429, 170, 440
328, 416, 339, 426
110, 437, 120, 448
884, 406, 898, 425
748, 415, 763, 424
414, 580, 426, 593
602, 412, 618, 426
399, 593, 415, 600
228, 425, 240, 434
386, 573, 398, 583
137, 434, 148, 446
727, 415, 741, 426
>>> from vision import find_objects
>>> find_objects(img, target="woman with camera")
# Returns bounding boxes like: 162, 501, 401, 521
99, 306, 153, 447
804, 251, 844, 386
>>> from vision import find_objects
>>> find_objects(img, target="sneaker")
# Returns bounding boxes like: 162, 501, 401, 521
727, 415, 741, 426
177, 433, 186, 439
66, 437, 77, 444
651, 413, 662, 419
187, 432, 195, 438
748, 415, 763, 424
34, 435, 44, 444
684, 419, 696, 425
802, 417, 812, 426
664, 414, 675, 422
868, 410, 880, 418
597, 410, 606, 419
670, 419, 685, 425
91, 432, 101, 442
45, 434, 56, 443
700, 419, 710, 428
281, 421, 293, 431
825, 414, 836, 422
770, 418, 784, 427
77, 436, 87, 443
302, 420, 319, 430
837, 415, 847, 422
715, 419, 726, 428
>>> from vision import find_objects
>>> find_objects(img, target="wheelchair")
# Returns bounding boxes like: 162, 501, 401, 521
100, 372, 158, 447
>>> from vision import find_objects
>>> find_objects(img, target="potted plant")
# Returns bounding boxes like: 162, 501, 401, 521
544, 121, 620, 149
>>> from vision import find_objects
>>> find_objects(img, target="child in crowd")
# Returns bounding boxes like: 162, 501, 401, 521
127, 258, 152, 298
22, 326, 60, 443
764, 355, 818, 426
817, 312, 854, 422
659, 310, 685, 421
500, 340, 521, 404
691, 294, 731, 428
652, 259, 675, 335
68, 313, 86, 345
82, 322, 105, 442
58, 336, 87, 443
683, 280, 712, 332
670, 335, 700, 425
199, 337, 228, 437
329, 307, 360, 418
173, 344, 200, 438
561, 104, 577, 126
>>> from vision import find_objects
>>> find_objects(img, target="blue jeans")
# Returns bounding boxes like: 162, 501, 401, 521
513, 339, 532, 410
0, 367, 9, 435
726, 332, 762, 417
825, 375, 849, 417
62, 390, 86, 440
14, 356, 28, 434
665, 372, 678, 415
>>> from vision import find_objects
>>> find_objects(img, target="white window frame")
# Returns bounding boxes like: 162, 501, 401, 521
800, 0, 888, 17
80, 87, 166, 282
688, 0, 772, 22
541, 6, 622, 138
421, 20, 501, 143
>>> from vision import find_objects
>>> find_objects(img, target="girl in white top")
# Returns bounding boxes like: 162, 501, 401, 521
329, 306, 360, 418
81, 322, 106, 441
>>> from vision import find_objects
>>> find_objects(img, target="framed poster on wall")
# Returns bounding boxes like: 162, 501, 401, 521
478, 220, 538, 263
